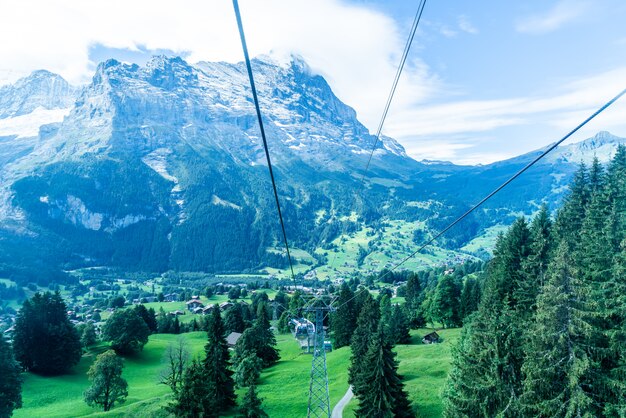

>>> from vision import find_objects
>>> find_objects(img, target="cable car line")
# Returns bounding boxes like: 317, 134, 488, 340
233, 0, 297, 284
328, 0, 427, 272
335, 87, 626, 310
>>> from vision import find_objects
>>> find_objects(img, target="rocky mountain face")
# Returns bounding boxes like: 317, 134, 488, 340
0, 56, 624, 283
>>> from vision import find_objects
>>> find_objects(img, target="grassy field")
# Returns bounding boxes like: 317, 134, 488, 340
14, 327, 459, 417
343, 328, 461, 418
312, 220, 477, 280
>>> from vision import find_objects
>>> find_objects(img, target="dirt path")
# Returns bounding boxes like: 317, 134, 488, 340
331, 385, 354, 418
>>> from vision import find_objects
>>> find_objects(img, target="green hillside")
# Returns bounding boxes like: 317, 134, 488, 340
14, 328, 460, 417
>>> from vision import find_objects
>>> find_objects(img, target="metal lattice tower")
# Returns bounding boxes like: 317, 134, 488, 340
307, 306, 334, 418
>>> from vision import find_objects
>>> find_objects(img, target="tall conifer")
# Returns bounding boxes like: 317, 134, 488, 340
203, 306, 236, 413
349, 294, 380, 397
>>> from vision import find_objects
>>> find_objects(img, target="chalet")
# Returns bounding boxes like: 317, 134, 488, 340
169, 310, 185, 316
164, 293, 179, 302
219, 302, 234, 311
192, 307, 204, 315
202, 306, 216, 314
226, 332, 242, 348
186, 299, 204, 311
422, 331, 440, 344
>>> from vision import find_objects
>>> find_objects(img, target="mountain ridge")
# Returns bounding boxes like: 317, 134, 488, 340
0, 56, 624, 283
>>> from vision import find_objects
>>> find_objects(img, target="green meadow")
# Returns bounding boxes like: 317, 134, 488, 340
14, 328, 460, 417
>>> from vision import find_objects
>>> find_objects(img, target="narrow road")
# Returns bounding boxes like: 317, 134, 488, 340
331, 385, 354, 418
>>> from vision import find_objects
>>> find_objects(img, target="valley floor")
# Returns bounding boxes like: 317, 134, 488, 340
14, 328, 460, 417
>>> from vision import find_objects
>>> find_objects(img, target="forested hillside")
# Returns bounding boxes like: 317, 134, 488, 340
443, 146, 626, 417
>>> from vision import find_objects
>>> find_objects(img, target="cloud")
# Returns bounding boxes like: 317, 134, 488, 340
516, 0, 590, 34
386, 66, 626, 163
0, 0, 440, 134
458, 16, 478, 34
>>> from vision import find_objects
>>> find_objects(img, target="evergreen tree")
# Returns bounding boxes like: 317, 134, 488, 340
172, 317, 181, 335
134, 305, 157, 333
83, 350, 128, 412
203, 307, 236, 412
459, 277, 481, 321
234, 322, 280, 368
331, 282, 356, 348
103, 309, 150, 355
355, 324, 414, 418
521, 242, 594, 417
404, 273, 425, 328
238, 384, 268, 418
443, 302, 522, 417
389, 304, 411, 345
517, 205, 553, 317
0, 336, 22, 417
157, 307, 173, 333
349, 294, 380, 397
554, 163, 589, 251
13, 291, 82, 375
483, 217, 531, 309
605, 145, 626, 249
234, 352, 263, 388
169, 359, 213, 417
606, 239, 626, 417
224, 303, 246, 334
380, 294, 393, 335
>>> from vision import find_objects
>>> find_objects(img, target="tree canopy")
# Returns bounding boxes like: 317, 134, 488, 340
13, 291, 82, 375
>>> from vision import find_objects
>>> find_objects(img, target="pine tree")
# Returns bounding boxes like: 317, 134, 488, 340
169, 359, 214, 417
134, 304, 157, 333
389, 304, 411, 345
520, 242, 593, 417
13, 291, 82, 375
554, 163, 589, 252
606, 239, 626, 416
203, 307, 236, 412
517, 205, 553, 317
0, 335, 22, 417
238, 384, 268, 418
459, 277, 481, 321
443, 301, 522, 417
605, 145, 626, 249
349, 294, 380, 397
331, 282, 356, 348
225, 303, 246, 334
404, 273, 425, 328
355, 324, 414, 418
234, 352, 263, 388
251, 302, 279, 367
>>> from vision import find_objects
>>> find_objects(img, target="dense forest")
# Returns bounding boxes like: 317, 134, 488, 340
443, 146, 626, 417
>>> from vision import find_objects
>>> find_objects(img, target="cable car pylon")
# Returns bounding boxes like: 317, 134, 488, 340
306, 305, 335, 418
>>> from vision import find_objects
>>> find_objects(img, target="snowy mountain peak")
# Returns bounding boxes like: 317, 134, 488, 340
536, 131, 626, 165
0, 69, 77, 119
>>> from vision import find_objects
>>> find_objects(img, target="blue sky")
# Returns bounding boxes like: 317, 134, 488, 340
354, 0, 626, 163
0, 0, 625, 164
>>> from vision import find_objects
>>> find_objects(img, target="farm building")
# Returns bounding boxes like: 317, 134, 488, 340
186, 298, 204, 311
226, 332, 242, 348
422, 331, 440, 344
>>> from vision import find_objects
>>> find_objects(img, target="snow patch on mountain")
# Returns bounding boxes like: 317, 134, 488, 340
0, 107, 70, 138
142, 148, 178, 183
